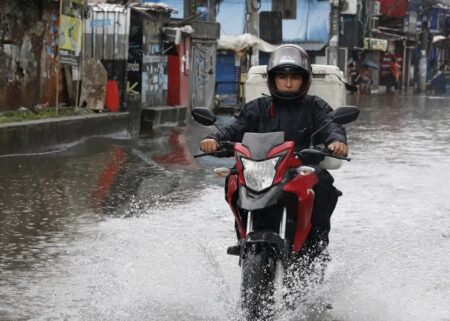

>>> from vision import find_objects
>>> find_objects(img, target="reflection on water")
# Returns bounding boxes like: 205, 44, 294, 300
0, 128, 231, 320
1, 93, 450, 320
0, 132, 208, 277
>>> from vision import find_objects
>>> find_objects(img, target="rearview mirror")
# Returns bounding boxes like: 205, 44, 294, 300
191, 107, 216, 126
332, 106, 360, 125
309, 106, 360, 148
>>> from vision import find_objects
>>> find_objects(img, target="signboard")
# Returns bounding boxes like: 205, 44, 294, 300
379, 0, 407, 17
59, 15, 82, 53
430, 7, 447, 33
364, 37, 388, 51
373, 1, 381, 15
341, 0, 357, 15
407, 11, 418, 34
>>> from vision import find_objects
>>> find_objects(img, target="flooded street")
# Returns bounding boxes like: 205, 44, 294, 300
1, 93, 450, 321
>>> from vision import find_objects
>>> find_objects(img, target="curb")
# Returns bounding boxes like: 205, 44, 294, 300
0, 104, 192, 156
141, 105, 188, 132
0, 112, 131, 156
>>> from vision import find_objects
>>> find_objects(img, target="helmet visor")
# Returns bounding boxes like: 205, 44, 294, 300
268, 46, 310, 73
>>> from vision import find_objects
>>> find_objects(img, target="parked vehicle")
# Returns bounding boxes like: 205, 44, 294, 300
192, 106, 360, 320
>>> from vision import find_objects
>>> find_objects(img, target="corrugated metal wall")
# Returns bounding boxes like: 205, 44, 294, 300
141, 14, 168, 107
190, 40, 216, 110
84, 4, 130, 60
84, 4, 130, 109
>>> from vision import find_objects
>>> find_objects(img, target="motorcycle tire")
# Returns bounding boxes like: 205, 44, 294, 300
241, 243, 277, 321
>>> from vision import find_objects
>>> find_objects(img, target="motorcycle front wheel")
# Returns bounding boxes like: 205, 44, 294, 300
240, 243, 277, 321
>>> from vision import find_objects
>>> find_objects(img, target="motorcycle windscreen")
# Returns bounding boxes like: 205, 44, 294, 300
241, 132, 285, 160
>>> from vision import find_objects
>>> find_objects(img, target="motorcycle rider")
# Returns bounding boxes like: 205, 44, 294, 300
200, 44, 348, 263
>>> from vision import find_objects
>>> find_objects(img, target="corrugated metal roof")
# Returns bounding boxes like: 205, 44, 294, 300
88, 3, 128, 12
88, 2, 177, 14
128, 2, 178, 14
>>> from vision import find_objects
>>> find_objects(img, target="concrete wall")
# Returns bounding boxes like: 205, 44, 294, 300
0, 113, 131, 156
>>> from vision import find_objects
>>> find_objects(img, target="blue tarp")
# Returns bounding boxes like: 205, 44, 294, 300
283, 0, 330, 43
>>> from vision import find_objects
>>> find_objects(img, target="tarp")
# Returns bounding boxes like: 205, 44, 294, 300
433, 35, 447, 43
432, 35, 450, 48
128, 2, 177, 13
217, 33, 278, 53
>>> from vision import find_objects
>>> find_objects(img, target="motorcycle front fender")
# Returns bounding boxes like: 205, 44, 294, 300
239, 231, 289, 266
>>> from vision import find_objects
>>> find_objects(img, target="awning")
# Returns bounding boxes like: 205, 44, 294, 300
217, 33, 278, 53
217, 35, 327, 53
162, 26, 194, 45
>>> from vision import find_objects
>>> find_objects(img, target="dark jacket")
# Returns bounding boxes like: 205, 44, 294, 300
207, 95, 347, 151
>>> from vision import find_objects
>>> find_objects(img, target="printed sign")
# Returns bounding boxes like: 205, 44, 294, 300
59, 15, 82, 53
364, 37, 388, 51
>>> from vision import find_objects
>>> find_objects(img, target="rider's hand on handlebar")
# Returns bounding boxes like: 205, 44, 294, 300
200, 139, 219, 153
327, 141, 348, 157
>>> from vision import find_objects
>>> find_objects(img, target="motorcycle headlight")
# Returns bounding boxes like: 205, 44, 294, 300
241, 156, 279, 192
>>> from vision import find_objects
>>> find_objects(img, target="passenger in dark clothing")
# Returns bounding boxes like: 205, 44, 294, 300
200, 44, 349, 259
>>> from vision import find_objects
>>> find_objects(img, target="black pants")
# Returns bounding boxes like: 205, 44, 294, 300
299, 167, 340, 262
389, 75, 399, 90
310, 167, 341, 238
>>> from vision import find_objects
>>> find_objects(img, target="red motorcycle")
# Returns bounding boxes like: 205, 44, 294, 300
193, 106, 359, 320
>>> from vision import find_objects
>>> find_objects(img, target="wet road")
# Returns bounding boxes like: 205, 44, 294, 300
1, 93, 450, 321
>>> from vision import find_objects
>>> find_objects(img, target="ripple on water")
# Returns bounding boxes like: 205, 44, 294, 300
2, 97, 450, 320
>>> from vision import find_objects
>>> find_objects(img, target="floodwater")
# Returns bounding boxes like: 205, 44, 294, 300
0, 93, 449, 321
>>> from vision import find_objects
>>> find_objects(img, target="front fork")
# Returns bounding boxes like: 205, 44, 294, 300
279, 207, 287, 240
240, 207, 289, 266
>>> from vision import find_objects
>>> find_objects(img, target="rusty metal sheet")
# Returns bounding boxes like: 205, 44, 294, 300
0, 1, 60, 110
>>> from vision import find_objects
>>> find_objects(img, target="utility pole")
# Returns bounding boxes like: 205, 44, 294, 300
184, 0, 194, 19
246, 0, 260, 67
328, 0, 340, 66
207, 0, 216, 22
418, 3, 430, 92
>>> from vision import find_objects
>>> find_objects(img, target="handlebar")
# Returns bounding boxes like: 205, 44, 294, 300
194, 142, 350, 162
316, 144, 351, 161
194, 141, 235, 158
296, 146, 351, 164
329, 154, 351, 161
